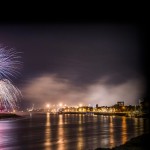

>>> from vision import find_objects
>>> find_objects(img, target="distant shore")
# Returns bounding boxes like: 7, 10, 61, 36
95, 133, 150, 150
62, 112, 150, 118
1, 112, 149, 119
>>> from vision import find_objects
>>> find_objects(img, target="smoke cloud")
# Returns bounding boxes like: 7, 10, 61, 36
21, 74, 145, 108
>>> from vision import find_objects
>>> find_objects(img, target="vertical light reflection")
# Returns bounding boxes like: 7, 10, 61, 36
99, 116, 109, 147
44, 112, 51, 150
57, 114, 65, 150
0, 121, 16, 149
139, 118, 144, 135
0, 122, 11, 147
109, 116, 115, 148
134, 118, 138, 137
77, 122, 83, 149
121, 117, 127, 144
77, 114, 84, 149
134, 118, 144, 137
78, 114, 82, 124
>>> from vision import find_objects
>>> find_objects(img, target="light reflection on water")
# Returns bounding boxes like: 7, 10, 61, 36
109, 116, 114, 148
121, 117, 127, 144
44, 113, 50, 149
0, 114, 149, 150
77, 115, 83, 149
57, 115, 65, 150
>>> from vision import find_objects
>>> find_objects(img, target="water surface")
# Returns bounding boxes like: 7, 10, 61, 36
0, 113, 149, 150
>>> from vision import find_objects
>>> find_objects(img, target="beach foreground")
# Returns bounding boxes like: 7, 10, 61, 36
96, 133, 150, 150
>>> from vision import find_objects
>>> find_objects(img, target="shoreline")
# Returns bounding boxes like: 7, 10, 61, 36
0, 113, 22, 120
95, 133, 150, 150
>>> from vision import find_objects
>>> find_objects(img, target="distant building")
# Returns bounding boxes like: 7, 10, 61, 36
139, 98, 149, 113
117, 101, 124, 106
96, 104, 98, 108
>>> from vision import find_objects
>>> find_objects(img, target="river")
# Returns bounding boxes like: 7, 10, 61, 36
0, 113, 149, 150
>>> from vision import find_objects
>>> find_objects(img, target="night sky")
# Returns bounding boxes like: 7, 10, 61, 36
0, 23, 148, 109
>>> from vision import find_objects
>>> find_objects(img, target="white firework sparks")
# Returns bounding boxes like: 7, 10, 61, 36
0, 79, 22, 111
0, 46, 22, 79
0, 46, 22, 111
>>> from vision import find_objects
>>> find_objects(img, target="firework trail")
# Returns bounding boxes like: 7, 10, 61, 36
0, 46, 22, 79
0, 46, 22, 111
0, 79, 22, 111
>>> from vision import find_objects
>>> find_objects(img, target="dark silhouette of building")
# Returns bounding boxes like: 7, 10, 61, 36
117, 101, 124, 106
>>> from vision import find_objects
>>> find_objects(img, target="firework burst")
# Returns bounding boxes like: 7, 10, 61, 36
0, 79, 22, 111
0, 46, 22, 111
0, 46, 22, 79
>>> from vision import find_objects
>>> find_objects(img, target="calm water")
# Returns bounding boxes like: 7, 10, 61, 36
0, 113, 149, 150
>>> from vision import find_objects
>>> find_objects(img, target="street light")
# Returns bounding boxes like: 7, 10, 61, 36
79, 104, 83, 107
46, 104, 50, 112
46, 104, 50, 108
59, 103, 62, 107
